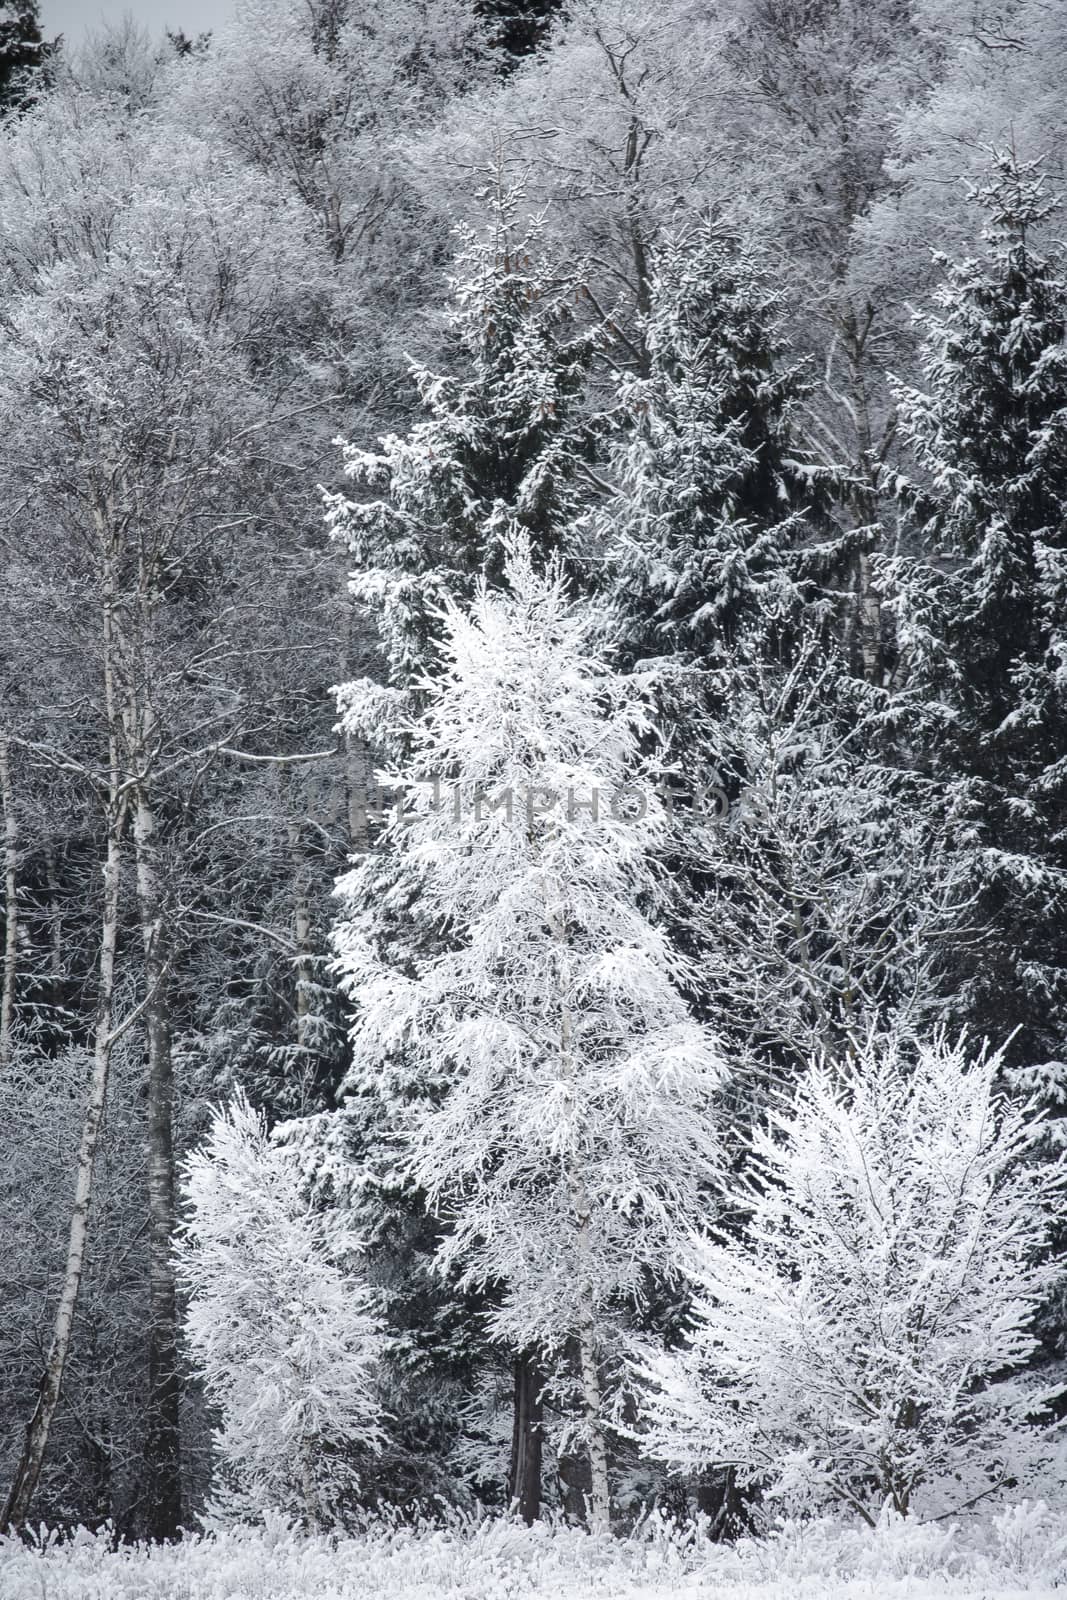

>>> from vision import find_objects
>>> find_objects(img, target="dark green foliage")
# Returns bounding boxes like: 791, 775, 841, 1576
0, 1, 52, 113
476, 0, 562, 65
886, 153, 1067, 1069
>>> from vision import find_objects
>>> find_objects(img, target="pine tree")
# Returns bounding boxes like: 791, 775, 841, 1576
324, 190, 601, 1517
476, 0, 561, 65
601, 223, 842, 677
638, 1029, 1066, 1524
596, 225, 913, 1107
0, 3, 46, 115
884, 152, 1067, 1073
325, 184, 598, 725
333, 537, 725, 1526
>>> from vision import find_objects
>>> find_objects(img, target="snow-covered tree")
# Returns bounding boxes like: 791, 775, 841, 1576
883, 153, 1067, 1069
683, 645, 973, 1096
0, 1, 50, 114
638, 1030, 1067, 1524
324, 187, 602, 1520
325, 185, 598, 718
176, 1094, 385, 1528
600, 222, 839, 675
333, 536, 725, 1525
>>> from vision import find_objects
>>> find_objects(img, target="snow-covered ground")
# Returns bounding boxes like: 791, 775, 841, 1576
2, 1509, 1064, 1600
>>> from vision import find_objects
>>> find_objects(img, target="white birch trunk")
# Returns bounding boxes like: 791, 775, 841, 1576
132, 771, 182, 1539
0, 575, 126, 1528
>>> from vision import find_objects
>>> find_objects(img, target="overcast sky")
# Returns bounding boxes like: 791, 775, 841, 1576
42, 0, 236, 46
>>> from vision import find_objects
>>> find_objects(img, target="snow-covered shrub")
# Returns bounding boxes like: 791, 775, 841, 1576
176, 1095, 386, 1527
988, 1498, 1067, 1585
638, 1029, 1067, 1522
4, 1502, 1067, 1598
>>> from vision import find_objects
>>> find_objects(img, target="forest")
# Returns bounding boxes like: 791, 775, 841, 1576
1, 0, 1066, 1596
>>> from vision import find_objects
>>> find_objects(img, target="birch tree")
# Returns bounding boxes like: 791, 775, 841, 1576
0, 81, 337, 1535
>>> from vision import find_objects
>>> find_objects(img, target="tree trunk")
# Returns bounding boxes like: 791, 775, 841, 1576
1, 794, 125, 1530
44, 847, 65, 1017
285, 799, 314, 1054
0, 735, 17, 1070
576, 1307, 609, 1529
550, 909, 610, 1532
855, 547, 884, 687
507, 1350, 543, 1524
132, 780, 182, 1541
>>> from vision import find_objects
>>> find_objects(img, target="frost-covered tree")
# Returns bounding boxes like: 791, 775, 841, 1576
596, 227, 918, 1110
333, 537, 725, 1525
326, 186, 598, 714
638, 1030, 1067, 1524
0, 73, 352, 1535
176, 1094, 385, 1528
884, 154, 1067, 1069
684, 646, 972, 1098
0, 1, 50, 113
324, 187, 601, 1519
601, 223, 838, 675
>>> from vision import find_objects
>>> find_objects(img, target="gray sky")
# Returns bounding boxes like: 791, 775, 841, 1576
42, 0, 236, 46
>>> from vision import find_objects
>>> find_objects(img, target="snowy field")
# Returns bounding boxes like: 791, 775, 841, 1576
2, 1511, 1065, 1600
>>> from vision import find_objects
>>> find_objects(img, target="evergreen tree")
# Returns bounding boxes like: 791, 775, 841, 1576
884, 153, 1067, 1073
325, 185, 598, 724
323, 190, 601, 1518
333, 537, 725, 1527
0, 2, 50, 114
596, 225, 917, 1114
601, 223, 845, 677
476, 0, 562, 65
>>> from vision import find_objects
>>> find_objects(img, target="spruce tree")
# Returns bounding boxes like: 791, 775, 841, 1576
601, 223, 842, 677
326, 185, 598, 722
0, 2, 49, 114
596, 227, 914, 1094
334, 537, 724, 1528
885, 152, 1067, 1073
476, 0, 561, 66
324, 190, 601, 1518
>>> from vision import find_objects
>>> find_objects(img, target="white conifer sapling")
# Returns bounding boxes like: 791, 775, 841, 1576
176, 1094, 386, 1528
334, 535, 726, 1526
637, 1030, 1067, 1524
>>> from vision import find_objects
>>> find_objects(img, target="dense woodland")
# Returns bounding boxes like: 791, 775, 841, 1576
1, 0, 1066, 1550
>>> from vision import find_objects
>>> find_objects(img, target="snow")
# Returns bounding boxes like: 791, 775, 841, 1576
2, 1513, 1064, 1600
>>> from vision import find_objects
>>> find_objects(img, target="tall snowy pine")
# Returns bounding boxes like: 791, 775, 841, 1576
333, 538, 725, 1527
0, 3, 49, 114
885, 153, 1067, 1076
326, 186, 598, 722
324, 192, 600, 1519
601, 223, 842, 678
595, 226, 931, 1113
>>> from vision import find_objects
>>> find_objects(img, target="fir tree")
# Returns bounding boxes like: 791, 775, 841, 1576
476, 0, 561, 66
0, 2, 50, 114
333, 537, 725, 1526
324, 189, 601, 1518
884, 152, 1067, 1072
601, 224, 843, 676
325, 185, 598, 722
